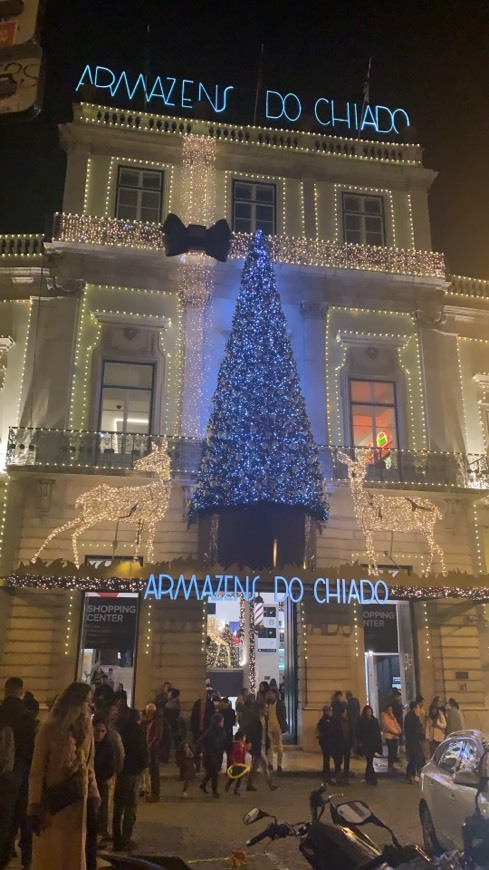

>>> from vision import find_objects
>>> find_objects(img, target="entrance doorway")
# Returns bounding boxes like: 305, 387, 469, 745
205, 591, 297, 740
363, 601, 416, 717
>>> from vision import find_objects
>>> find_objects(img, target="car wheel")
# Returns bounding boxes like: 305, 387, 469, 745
419, 801, 442, 857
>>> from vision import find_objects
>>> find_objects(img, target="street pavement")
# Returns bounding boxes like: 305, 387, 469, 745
8, 753, 425, 869
101, 752, 424, 869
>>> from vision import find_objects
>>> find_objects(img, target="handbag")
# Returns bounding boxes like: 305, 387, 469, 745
44, 774, 84, 815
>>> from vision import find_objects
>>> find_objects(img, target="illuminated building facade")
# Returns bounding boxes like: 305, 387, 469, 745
1, 101, 489, 742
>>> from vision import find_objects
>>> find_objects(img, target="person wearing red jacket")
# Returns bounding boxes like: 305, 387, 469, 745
224, 731, 249, 795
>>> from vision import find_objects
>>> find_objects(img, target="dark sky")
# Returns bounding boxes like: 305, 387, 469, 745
2, 0, 489, 278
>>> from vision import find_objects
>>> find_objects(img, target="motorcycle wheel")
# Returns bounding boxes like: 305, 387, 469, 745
419, 801, 442, 857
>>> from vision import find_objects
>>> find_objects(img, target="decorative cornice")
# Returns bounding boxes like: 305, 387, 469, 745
336, 330, 410, 349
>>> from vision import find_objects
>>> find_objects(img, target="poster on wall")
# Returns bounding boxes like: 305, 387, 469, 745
83, 593, 139, 650
257, 605, 277, 652
362, 604, 398, 653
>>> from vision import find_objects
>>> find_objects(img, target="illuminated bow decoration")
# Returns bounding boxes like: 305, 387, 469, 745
162, 213, 232, 262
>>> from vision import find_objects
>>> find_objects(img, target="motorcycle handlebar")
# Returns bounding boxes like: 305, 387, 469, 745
246, 826, 274, 847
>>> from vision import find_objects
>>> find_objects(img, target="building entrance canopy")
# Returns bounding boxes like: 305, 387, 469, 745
5, 558, 489, 602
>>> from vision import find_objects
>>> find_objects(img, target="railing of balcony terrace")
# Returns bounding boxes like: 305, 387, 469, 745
449, 275, 489, 299
51, 214, 446, 279
0, 234, 44, 257
6, 428, 202, 476
7, 429, 489, 492
77, 103, 424, 165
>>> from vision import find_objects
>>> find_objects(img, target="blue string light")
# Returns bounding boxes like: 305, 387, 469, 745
189, 231, 329, 522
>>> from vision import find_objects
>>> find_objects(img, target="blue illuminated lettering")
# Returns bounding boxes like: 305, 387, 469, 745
348, 579, 360, 603
313, 98, 331, 126
181, 79, 194, 108
265, 90, 302, 123
75, 64, 94, 90
391, 107, 410, 134
144, 573, 159, 599
330, 100, 351, 130
289, 577, 304, 603
148, 75, 176, 106
359, 104, 377, 133
93, 65, 116, 93
201, 575, 215, 598
174, 573, 200, 600
112, 71, 148, 101
374, 105, 395, 134
234, 575, 251, 601
274, 575, 289, 602
198, 82, 234, 113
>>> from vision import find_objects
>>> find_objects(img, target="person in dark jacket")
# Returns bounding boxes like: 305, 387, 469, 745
404, 700, 425, 783
93, 714, 116, 840
331, 690, 344, 718
316, 705, 334, 782
330, 706, 351, 785
0, 677, 35, 870
198, 713, 227, 798
355, 705, 382, 785
190, 690, 216, 772
266, 689, 287, 774
245, 703, 278, 792
346, 691, 361, 755
113, 708, 148, 852
240, 693, 256, 739
163, 688, 181, 760
219, 698, 236, 763
93, 673, 114, 710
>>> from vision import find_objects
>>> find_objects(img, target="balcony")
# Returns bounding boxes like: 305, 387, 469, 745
0, 234, 44, 258
51, 213, 446, 279
6, 428, 489, 492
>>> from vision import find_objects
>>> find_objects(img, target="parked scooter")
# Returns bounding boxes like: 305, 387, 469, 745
243, 786, 464, 869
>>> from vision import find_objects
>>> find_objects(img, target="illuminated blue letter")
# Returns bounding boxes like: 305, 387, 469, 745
181, 79, 194, 108
274, 575, 289, 602
174, 574, 200, 600
347, 580, 361, 603
314, 98, 331, 126
375, 105, 395, 135
144, 573, 159, 599
360, 579, 376, 604
391, 108, 410, 135
374, 580, 389, 602
359, 104, 378, 133
93, 65, 116, 93
111, 71, 149, 101
313, 577, 326, 603
75, 64, 94, 92
330, 100, 351, 130
288, 577, 304, 603
158, 573, 175, 599
198, 83, 234, 113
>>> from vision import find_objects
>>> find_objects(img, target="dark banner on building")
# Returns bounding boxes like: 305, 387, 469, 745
362, 604, 398, 653
83, 595, 139, 649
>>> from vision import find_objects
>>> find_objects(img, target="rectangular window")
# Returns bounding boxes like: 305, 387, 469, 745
99, 361, 154, 434
342, 193, 385, 246
350, 379, 398, 450
232, 180, 276, 235
115, 166, 163, 223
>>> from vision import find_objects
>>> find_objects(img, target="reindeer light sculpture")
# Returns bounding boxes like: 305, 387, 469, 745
338, 450, 447, 577
206, 617, 233, 668
32, 441, 172, 568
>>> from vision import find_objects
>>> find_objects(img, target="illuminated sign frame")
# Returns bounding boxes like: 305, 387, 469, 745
76, 64, 411, 137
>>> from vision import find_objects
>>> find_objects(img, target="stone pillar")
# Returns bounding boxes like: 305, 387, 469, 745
62, 146, 91, 214
300, 301, 328, 444
0, 336, 14, 392
178, 135, 217, 437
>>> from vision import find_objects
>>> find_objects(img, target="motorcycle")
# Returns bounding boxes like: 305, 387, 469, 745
243, 786, 464, 869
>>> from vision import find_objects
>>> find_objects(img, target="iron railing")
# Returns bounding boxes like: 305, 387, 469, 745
6, 428, 489, 491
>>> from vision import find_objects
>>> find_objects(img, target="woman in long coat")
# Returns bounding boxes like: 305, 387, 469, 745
28, 682, 99, 870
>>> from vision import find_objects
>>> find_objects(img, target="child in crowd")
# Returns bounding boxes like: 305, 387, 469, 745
176, 739, 196, 798
224, 730, 249, 795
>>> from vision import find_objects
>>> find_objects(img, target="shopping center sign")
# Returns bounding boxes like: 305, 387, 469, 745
75, 64, 411, 136
144, 573, 390, 605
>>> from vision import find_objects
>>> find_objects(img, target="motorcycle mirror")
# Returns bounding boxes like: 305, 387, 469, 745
242, 808, 268, 826
335, 800, 373, 825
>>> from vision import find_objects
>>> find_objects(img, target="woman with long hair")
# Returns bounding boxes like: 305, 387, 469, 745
28, 682, 99, 870
355, 705, 382, 785
425, 696, 447, 754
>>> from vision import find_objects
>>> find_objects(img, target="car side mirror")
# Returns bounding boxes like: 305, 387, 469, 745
453, 769, 480, 787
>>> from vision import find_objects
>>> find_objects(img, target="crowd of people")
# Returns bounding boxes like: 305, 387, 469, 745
316, 688, 465, 787
0, 672, 468, 869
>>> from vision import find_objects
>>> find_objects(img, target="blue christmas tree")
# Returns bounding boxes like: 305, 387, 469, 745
189, 231, 328, 522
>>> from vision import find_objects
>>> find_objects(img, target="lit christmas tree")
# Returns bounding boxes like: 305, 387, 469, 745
189, 231, 328, 523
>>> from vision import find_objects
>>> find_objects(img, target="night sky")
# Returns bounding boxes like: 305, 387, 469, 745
2, 0, 489, 278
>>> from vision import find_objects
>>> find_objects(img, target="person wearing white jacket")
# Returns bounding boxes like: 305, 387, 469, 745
425, 696, 447, 753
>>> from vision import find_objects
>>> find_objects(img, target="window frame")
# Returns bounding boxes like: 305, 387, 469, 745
98, 359, 156, 435
232, 178, 277, 236
349, 378, 399, 451
341, 191, 386, 247
115, 165, 164, 224
435, 738, 467, 775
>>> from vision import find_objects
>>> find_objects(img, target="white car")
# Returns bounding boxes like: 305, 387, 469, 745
419, 729, 489, 854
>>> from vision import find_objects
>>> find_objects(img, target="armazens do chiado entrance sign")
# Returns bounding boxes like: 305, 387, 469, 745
144, 573, 389, 604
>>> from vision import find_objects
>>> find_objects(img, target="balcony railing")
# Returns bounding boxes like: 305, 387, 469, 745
51, 213, 446, 279
6, 428, 489, 492
0, 234, 44, 257
76, 102, 424, 166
